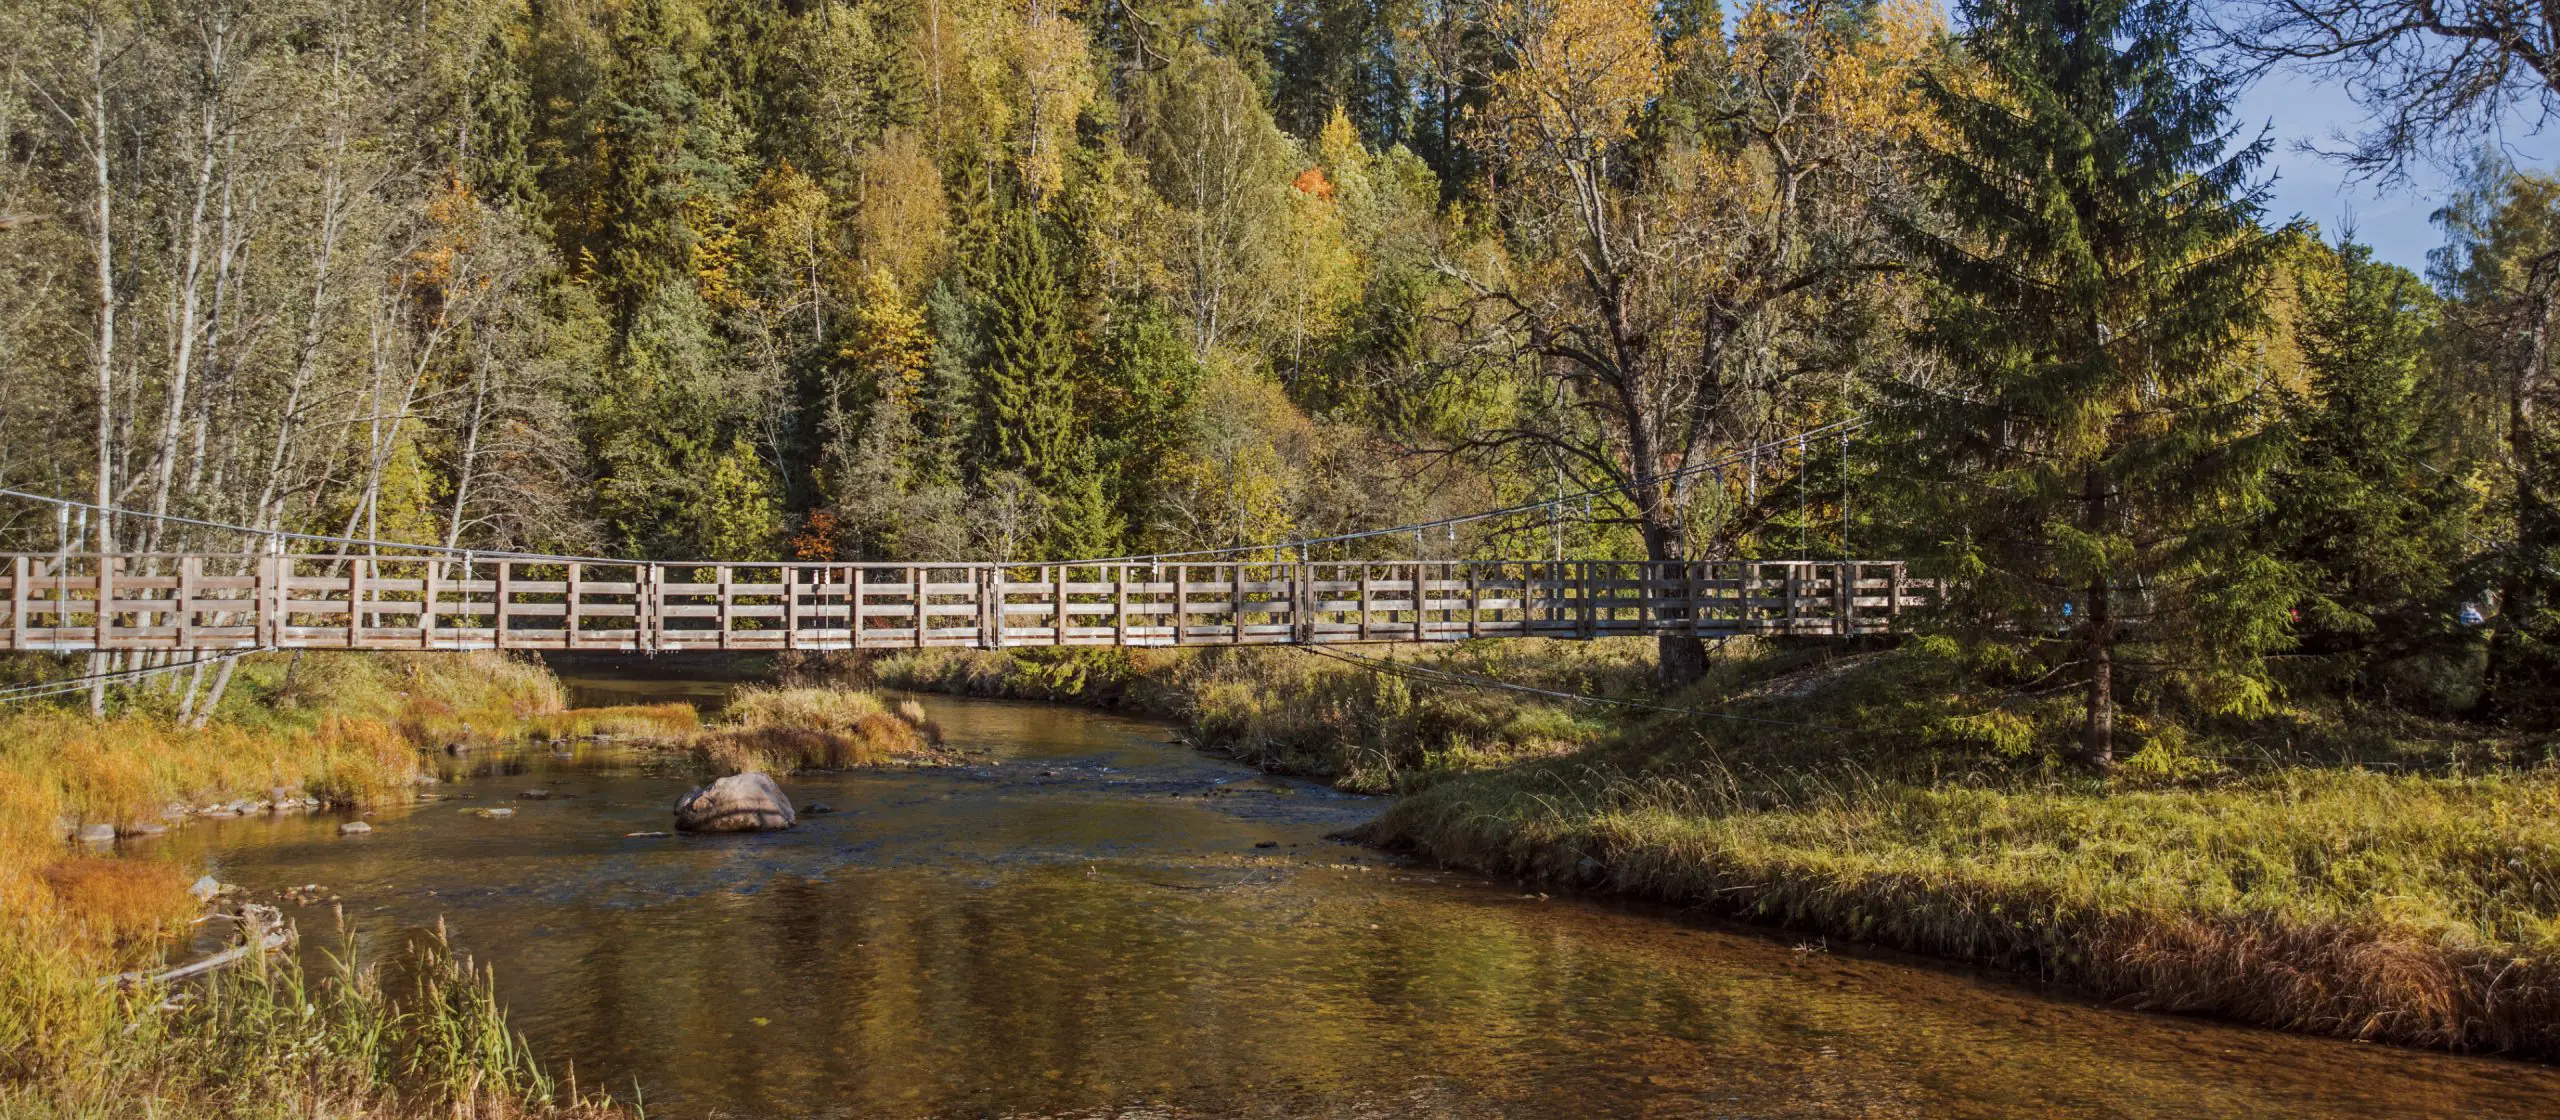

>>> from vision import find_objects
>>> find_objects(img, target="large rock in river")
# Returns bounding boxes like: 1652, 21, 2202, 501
674, 773, 796, 833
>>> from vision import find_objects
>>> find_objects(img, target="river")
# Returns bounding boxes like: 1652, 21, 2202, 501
160, 682, 2560, 1118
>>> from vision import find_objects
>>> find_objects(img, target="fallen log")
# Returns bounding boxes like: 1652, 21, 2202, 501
100, 905, 294, 988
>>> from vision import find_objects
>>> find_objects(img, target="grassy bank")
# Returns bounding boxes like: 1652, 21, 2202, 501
868, 640, 1648, 791
0, 651, 671, 1117
1358, 639, 2560, 1060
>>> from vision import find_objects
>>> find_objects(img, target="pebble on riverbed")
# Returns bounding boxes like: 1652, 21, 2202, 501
339, 821, 373, 835
626, 830, 671, 838
469, 807, 515, 819
518, 789, 553, 800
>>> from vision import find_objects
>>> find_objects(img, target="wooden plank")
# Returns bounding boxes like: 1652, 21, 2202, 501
912, 565, 926, 649
1174, 565, 1189, 645
850, 567, 866, 650
1229, 565, 1243, 645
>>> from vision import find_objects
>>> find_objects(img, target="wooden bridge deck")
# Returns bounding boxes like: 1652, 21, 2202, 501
0, 555, 1930, 654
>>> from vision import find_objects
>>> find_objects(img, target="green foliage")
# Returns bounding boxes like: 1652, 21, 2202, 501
1887, 0, 2284, 764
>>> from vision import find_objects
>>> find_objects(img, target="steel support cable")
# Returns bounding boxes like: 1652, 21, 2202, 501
1291, 644, 1858, 734
1088, 418, 1871, 565
0, 647, 269, 703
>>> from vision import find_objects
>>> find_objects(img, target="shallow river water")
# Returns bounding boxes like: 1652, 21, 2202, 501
168, 684, 2560, 1119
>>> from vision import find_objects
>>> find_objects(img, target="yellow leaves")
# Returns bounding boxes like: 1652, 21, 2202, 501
1488, 0, 1665, 158
854, 128, 950, 291
1008, 4, 1095, 202
682, 194, 747, 312
841, 268, 932, 404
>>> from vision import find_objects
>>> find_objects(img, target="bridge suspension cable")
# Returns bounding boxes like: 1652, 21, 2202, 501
1089, 417, 1869, 565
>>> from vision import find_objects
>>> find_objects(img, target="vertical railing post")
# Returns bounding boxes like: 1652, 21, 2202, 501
567, 562, 585, 650
259, 551, 279, 649
95, 552, 114, 650
849, 566, 866, 650
420, 558, 441, 650
782, 564, 800, 651
1566, 560, 1587, 639
1836, 562, 1853, 636
911, 565, 927, 648
1115, 563, 1130, 646
494, 560, 513, 650
346, 557, 364, 648
1357, 563, 1372, 642
716, 565, 734, 650
1229, 564, 1244, 644
1889, 562, 1905, 629
178, 555, 200, 651
8, 555, 24, 651
1055, 563, 1070, 646
1174, 564, 1190, 645
1466, 562, 1481, 639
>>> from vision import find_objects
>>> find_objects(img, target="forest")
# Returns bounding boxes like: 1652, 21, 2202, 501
9, 0, 2557, 762
11, 0, 2560, 1110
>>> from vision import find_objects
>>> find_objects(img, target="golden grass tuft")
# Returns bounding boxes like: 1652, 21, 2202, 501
688, 686, 940, 773
522, 702, 701, 741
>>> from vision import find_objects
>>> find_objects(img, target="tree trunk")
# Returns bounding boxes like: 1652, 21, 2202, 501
2079, 466, 2115, 768
85, 26, 117, 719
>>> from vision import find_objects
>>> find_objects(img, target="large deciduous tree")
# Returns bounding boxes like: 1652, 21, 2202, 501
1454, 0, 1931, 686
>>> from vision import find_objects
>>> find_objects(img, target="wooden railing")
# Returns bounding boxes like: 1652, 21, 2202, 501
0, 555, 1932, 653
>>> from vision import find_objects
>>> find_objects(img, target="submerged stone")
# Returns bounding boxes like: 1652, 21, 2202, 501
674, 773, 796, 833
339, 820, 373, 835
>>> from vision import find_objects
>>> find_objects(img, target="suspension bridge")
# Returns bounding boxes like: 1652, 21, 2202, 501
0, 421, 1929, 658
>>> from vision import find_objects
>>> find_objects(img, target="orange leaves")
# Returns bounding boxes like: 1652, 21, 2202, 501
1292, 166, 1337, 201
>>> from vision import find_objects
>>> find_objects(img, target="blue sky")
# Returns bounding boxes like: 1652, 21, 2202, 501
2237, 67, 2553, 278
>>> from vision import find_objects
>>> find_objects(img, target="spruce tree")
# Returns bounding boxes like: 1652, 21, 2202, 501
1887, 0, 2284, 767
973, 209, 1079, 484
2265, 238, 2473, 686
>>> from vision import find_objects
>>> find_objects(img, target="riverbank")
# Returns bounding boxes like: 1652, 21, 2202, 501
872, 636, 2560, 1062
866, 640, 1646, 792
0, 651, 691, 1117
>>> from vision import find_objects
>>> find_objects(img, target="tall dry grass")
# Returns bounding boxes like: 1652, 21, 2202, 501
872, 640, 1642, 791
687, 686, 941, 773
0, 650, 646, 1115
3, 917, 627, 1118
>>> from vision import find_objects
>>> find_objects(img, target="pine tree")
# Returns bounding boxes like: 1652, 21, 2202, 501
1886, 0, 2285, 767
2265, 238, 2473, 680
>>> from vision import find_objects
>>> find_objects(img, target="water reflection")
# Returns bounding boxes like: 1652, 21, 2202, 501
173, 692, 2560, 1119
